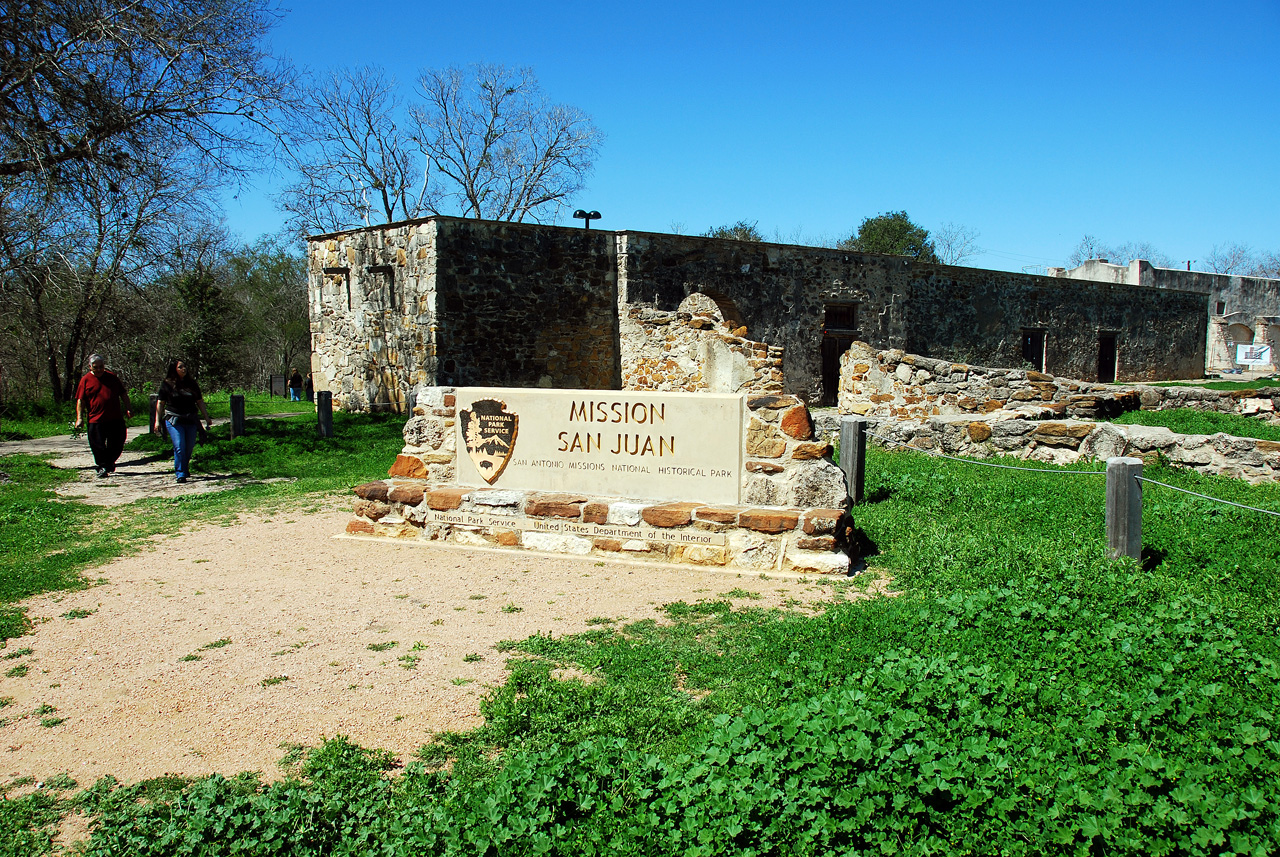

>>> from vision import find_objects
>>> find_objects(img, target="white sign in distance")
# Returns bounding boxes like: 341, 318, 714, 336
454, 388, 744, 504
1236, 344, 1273, 367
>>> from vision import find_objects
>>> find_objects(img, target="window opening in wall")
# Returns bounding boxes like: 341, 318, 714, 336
1215, 300, 1226, 315
323, 267, 351, 311
1097, 331, 1118, 383
821, 303, 859, 406
1021, 329, 1046, 372
368, 265, 396, 311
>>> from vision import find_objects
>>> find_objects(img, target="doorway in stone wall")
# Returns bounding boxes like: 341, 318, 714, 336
1021, 329, 1046, 372
1097, 332, 1117, 383
821, 304, 859, 405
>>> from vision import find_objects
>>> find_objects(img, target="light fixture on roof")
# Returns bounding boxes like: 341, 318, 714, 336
573, 209, 602, 229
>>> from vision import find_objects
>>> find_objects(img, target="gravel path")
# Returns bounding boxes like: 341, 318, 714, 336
1, 432, 879, 787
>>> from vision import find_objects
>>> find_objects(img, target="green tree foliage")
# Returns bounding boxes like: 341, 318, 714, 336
839, 211, 938, 261
702, 220, 765, 242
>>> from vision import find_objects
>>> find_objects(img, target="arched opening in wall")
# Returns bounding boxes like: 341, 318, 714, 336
821, 304, 860, 406
1227, 323, 1255, 347
688, 287, 746, 333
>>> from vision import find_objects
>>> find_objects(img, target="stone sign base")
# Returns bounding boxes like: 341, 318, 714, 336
344, 480, 852, 575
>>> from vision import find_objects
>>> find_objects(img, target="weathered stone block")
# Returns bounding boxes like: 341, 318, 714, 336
594, 538, 623, 552
583, 502, 609, 524
746, 418, 787, 457
526, 494, 588, 518
389, 454, 428, 478
739, 509, 800, 533
780, 405, 812, 439
607, 502, 646, 526
683, 545, 728, 565
695, 506, 739, 524
802, 508, 843, 535
522, 532, 593, 555
746, 460, 785, 474
353, 481, 390, 502
642, 502, 700, 527
495, 529, 520, 546
796, 535, 836, 551
967, 422, 992, 442
790, 442, 831, 460
428, 487, 470, 510
387, 483, 425, 506
346, 519, 375, 535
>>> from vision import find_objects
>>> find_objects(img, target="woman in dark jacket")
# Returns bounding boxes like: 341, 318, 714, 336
154, 360, 212, 483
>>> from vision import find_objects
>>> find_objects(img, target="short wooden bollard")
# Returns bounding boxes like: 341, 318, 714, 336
317, 391, 334, 438
840, 416, 868, 505
229, 394, 246, 438
1105, 456, 1143, 560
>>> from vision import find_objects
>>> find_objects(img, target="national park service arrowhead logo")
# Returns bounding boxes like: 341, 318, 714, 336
460, 398, 518, 484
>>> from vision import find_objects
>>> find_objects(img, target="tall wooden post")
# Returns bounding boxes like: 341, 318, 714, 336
317, 391, 334, 438
840, 416, 868, 505
229, 394, 246, 438
1106, 456, 1143, 560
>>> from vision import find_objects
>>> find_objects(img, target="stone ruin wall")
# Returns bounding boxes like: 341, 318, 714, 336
836, 342, 1280, 484
345, 385, 852, 574
308, 220, 439, 413
619, 293, 784, 394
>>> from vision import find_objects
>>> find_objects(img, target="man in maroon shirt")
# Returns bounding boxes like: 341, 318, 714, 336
73, 354, 132, 477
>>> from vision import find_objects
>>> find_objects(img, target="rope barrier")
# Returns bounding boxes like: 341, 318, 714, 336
1134, 476, 1280, 518
864, 431, 1106, 476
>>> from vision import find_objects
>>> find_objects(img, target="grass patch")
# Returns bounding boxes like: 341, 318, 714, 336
1111, 407, 1280, 442
260, 675, 289, 687
60, 608, 95, 620
1144, 378, 1277, 392
367, 642, 397, 652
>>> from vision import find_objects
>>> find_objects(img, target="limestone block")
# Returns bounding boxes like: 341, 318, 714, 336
1079, 424, 1129, 460
780, 406, 813, 439
607, 502, 646, 526
517, 531, 594, 555
746, 418, 787, 458
786, 461, 847, 508
684, 545, 728, 565
743, 474, 784, 505
784, 551, 850, 575
1029, 423, 1093, 448
428, 487, 470, 510
621, 540, 652, 552
389, 454, 428, 478
967, 422, 992, 442
695, 506, 739, 525
790, 442, 831, 460
739, 508, 800, 534
451, 530, 492, 547
469, 490, 524, 508
403, 416, 445, 449
525, 494, 587, 518
796, 535, 836, 551
729, 532, 779, 569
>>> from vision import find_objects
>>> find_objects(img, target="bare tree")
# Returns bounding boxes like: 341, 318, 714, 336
411, 64, 604, 222
1066, 235, 1174, 268
1205, 242, 1255, 274
933, 222, 980, 265
280, 67, 430, 236
0, 0, 296, 184
1249, 252, 1280, 280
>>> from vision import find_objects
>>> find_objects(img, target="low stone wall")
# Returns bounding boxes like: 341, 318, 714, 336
619, 299, 784, 395
838, 342, 1280, 422
349, 385, 852, 572
346, 484, 849, 574
862, 414, 1280, 484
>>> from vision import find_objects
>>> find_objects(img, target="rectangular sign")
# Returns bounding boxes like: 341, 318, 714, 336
453, 388, 744, 504
425, 508, 726, 546
1236, 344, 1273, 367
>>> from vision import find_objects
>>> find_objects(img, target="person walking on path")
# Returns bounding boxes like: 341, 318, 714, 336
155, 360, 212, 484
288, 368, 303, 402
73, 354, 132, 477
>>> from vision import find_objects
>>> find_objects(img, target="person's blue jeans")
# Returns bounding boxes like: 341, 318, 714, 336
165, 418, 199, 480
289, 387, 301, 401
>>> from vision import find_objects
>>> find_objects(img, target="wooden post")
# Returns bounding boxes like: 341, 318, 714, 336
317, 391, 334, 438
1106, 456, 1143, 560
229, 394, 246, 439
840, 416, 868, 505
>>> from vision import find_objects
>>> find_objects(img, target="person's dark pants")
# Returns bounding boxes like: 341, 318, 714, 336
87, 418, 127, 473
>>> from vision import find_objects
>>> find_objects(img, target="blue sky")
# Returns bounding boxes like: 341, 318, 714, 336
224, 0, 1280, 272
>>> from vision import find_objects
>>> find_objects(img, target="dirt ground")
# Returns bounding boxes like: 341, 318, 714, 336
1, 431, 877, 788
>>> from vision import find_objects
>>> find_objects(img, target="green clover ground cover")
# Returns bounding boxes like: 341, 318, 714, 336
32, 446, 1277, 856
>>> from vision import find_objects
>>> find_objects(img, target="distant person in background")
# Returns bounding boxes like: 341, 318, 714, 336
304, 371, 314, 403
155, 360, 212, 484
73, 353, 131, 478
288, 368, 303, 402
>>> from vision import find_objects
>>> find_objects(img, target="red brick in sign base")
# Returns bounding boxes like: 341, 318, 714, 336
802, 509, 844, 535
346, 519, 376, 535
583, 502, 610, 524
694, 506, 739, 525
526, 494, 589, 518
